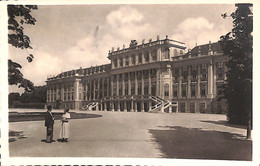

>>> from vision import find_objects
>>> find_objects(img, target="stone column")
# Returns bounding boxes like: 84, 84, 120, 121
85, 81, 88, 101
93, 80, 96, 100
197, 65, 201, 98
61, 84, 64, 101
178, 68, 182, 98
141, 71, 144, 96
161, 101, 164, 112
148, 70, 151, 95
107, 78, 110, 98
55, 85, 59, 101
131, 99, 134, 112
117, 74, 119, 96
213, 63, 217, 96
207, 61, 213, 98
156, 68, 160, 96
135, 71, 138, 95
74, 79, 80, 110
187, 66, 191, 98
141, 101, 144, 112
122, 73, 125, 96
111, 101, 115, 112
74, 79, 80, 101
97, 78, 100, 100
124, 101, 127, 112
117, 101, 120, 112
102, 78, 105, 99
169, 105, 172, 113
104, 101, 107, 111
128, 72, 131, 95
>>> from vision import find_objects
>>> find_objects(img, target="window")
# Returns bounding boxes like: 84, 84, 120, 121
152, 51, 157, 61
131, 55, 136, 65
180, 103, 185, 112
130, 72, 135, 81
182, 85, 186, 97
151, 84, 156, 96
150, 69, 156, 78
125, 56, 129, 66
119, 85, 122, 96
192, 75, 197, 82
144, 84, 148, 95
201, 73, 207, 81
201, 64, 207, 70
165, 48, 170, 59
201, 85, 206, 97
174, 49, 178, 56
125, 84, 128, 95
138, 83, 142, 95
173, 85, 178, 97
131, 85, 135, 95
180, 50, 184, 55
200, 103, 206, 113
119, 74, 122, 82
190, 102, 195, 113
217, 62, 223, 69
143, 70, 149, 79
145, 51, 149, 62
138, 53, 142, 63
191, 85, 196, 97
217, 72, 224, 80
119, 58, 123, 67
137, 71, 142, 80
79, 93, 82, 100
113, 87, 117, 96
164, 84, 169, 97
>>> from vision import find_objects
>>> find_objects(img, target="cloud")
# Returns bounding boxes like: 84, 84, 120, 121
9, 6, 157, 87
172, 17, 227, 49
62, 6, 155, 72
22, 51, 63, 86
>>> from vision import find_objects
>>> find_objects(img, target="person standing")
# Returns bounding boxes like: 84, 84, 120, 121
59, 108, 70, 142
45, 105, 54, 143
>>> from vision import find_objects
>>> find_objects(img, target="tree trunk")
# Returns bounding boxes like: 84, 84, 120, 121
246, 110, 252, 140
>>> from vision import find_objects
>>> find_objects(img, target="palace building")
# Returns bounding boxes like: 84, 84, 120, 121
46, 35, 227, 113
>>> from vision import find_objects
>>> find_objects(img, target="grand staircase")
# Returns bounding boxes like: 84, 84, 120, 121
149, 95, 177, 113
81, 102, 98, 111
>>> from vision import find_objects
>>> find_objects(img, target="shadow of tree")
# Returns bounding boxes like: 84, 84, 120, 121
149, 126, 252, 160
9, 112, 102, 122
201, 120, 247, 129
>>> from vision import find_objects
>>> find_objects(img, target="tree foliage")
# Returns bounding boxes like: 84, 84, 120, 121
219, 4, 252, 126
8, 86, 47, 107
8, 5, 38, 92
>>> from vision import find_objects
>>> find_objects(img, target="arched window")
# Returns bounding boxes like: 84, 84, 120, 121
164, 84, 169, 97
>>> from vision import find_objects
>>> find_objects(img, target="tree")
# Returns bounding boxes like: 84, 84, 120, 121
8, 5, 38, 92
219, 4, 252, 139
8, 92, 20, 107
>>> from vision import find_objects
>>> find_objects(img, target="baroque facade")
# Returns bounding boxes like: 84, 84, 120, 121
46, 36, 227, 113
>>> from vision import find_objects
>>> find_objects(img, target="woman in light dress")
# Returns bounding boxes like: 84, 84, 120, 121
59, 108, 70, 142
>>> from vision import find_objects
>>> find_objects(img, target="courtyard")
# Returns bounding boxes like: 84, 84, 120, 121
9, 110, 252, 160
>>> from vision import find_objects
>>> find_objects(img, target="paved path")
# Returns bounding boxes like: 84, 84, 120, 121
9, 111, 251, 159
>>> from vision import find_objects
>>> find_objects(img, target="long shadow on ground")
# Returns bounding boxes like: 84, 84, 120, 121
149, 126, 252, 160
201, 120, 247, 129
9, 112, 102, 122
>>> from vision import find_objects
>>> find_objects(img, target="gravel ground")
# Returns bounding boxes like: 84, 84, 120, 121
9, 111, 251, 160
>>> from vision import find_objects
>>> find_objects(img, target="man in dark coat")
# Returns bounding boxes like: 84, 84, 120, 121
45, 105, 54, 143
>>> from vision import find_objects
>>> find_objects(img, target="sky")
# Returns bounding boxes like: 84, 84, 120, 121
8, 4, 236, 93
